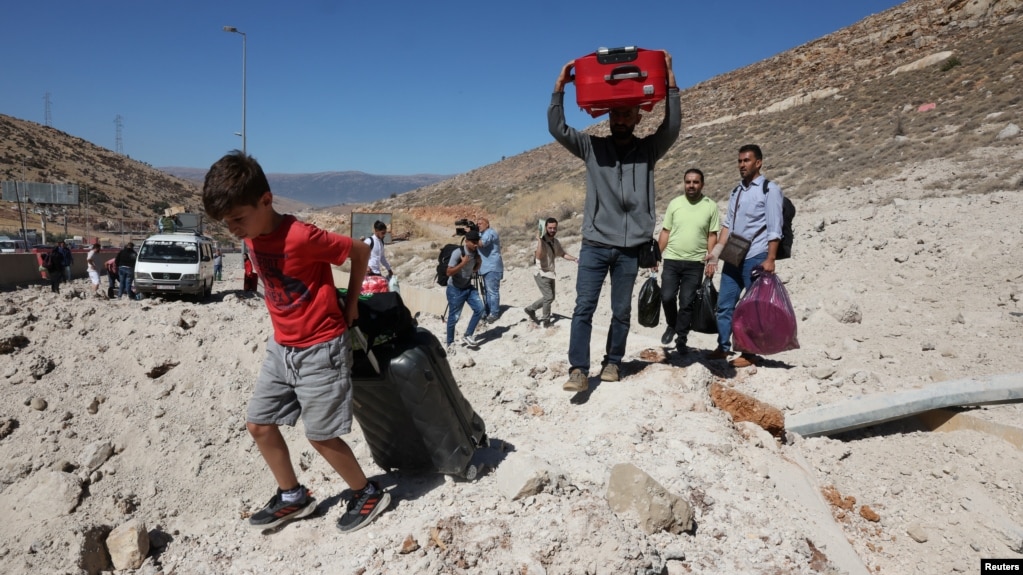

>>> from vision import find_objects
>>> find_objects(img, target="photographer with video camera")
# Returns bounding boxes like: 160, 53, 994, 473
444, 229, 485, 352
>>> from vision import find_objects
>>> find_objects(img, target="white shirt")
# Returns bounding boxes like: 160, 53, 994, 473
364, 235, 391, 275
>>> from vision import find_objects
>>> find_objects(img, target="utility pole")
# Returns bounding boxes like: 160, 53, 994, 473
114, 115, 124, 155
15, 181, 29, 246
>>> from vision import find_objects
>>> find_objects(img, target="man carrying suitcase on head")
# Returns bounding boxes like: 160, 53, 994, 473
548, 50, 680, 393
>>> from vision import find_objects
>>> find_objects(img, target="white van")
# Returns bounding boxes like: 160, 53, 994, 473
134, 232, 215, 299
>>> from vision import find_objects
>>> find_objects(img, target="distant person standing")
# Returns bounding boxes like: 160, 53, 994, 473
115, 242, 137, 299
524, 217, 577, 327
477, 218, 503, 322
708, 144, 785, 368
105, 257, 118, 298
45, 244, 66, 293
243, 253, 258, 292
364, 221, 393, 277
57, 241, 73, 283
549, 50, 680, 392
213, 249, 224, 281
657, 169, 720, 354
86, 243, 106, 298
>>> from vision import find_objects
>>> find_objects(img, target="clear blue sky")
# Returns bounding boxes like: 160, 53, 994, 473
2, 0, 904, 176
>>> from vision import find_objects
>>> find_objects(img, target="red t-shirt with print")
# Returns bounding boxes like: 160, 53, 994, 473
246, 215, 352, 347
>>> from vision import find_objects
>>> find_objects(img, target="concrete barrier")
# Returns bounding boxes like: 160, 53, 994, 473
0, 251, 117, 289
786, 373, 1023, 437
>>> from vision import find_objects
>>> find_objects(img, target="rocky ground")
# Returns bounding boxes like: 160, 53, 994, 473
1, 146, 1022, 574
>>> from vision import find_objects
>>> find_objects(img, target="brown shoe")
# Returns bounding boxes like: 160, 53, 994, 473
730, 353, 758, 368
563, 369, 588, 392
599, 363, 620, 382
707, 347, 729, 360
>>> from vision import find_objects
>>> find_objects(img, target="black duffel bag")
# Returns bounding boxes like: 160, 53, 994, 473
690, 277, 719, 334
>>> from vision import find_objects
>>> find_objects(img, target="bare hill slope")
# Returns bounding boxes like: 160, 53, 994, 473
378, 0, 1023, 237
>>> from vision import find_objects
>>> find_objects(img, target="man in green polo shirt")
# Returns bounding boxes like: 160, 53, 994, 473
657, 168, 720, 353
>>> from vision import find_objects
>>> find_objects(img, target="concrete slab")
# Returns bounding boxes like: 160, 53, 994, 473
786, 373, 1023, 438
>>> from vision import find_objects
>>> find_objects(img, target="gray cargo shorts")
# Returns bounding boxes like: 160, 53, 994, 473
247, 332, 353, 441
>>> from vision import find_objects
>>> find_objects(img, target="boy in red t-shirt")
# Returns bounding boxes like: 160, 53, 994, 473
202, 151, 389, 533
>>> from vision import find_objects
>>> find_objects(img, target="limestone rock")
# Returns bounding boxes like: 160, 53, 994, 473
78, 441, 114, 474
23, 471, 83, 518
606, 463, 693, 535
494, 453, 563, 501
106, 518, 149, 570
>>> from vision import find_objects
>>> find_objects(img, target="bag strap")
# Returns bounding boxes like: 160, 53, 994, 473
731, 181, 768, 241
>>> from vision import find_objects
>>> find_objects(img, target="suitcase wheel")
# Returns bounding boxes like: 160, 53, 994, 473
463, 463, 479, 481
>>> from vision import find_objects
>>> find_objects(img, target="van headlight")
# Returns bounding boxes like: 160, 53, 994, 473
135, 272, 151, 280
181, 274, 197, 280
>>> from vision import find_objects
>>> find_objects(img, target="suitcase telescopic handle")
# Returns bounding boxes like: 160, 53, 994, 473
605, 65, 648, 82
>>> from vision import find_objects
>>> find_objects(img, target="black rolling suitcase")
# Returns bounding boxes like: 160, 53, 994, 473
351, 326, 488, 479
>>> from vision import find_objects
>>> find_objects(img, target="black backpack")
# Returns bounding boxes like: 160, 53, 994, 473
435, 244, 465, 286
731, 179, 796, 260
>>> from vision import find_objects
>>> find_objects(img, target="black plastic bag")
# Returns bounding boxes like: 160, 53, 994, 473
637, 275, 661, 328
690, 276, 718, 334
637, 239, 661, 269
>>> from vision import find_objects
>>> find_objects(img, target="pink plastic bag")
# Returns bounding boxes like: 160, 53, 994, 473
732, 268, 799, 356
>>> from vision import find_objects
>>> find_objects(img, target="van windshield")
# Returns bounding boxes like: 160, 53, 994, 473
139, 240, 200, 264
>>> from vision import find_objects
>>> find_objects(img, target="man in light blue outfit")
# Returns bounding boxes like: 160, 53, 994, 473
476, 218, 503, 323
708, 144, 785, 368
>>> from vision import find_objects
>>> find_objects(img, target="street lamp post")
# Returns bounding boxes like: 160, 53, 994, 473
222, 26, 247, 155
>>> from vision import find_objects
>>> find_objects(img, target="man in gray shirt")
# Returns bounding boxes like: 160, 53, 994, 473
548, 50, 680, 392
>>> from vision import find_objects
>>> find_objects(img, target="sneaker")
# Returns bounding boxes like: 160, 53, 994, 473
599, 363, 620, 382
462, 334, 481, 347
445, 343, 457, 356
337, 481, 390, 533
707, 347, 730, 360
525, 308, 538, 323
563, 369, 588, 392
660, 326, 675, 345
730, 353, 758, 368
485, 314, 500, 324
248, 486, 317, 529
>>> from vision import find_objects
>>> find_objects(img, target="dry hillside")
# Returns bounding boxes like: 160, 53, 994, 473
372, 0, 1023, 247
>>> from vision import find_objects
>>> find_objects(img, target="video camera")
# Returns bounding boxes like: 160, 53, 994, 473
454, 218, 479, 236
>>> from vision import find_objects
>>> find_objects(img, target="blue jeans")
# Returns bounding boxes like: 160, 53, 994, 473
481, 270, 502, 317
716, 252, 767, 352
569, 244, 639, 371
118, 266, 134, 298
446, 283, 485, 345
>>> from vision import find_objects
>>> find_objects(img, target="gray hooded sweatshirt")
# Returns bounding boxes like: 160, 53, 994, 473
548, 88, 681, 248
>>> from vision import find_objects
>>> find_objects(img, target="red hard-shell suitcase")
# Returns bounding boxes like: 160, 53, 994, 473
573, 46, 668, 118
351, 327, 487, 479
